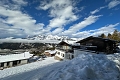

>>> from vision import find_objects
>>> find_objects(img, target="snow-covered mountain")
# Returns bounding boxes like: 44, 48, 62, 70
0, 35, 80, 43
27, 35, 71, 40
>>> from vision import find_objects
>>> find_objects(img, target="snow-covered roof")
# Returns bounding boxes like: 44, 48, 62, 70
0, 52, 33, 63
44, 50, 56, 54
61, 40, 79, 46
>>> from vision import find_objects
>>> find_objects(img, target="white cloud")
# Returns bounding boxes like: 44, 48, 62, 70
62, 15, 102, 36
90, 23, 119, 36
51, 28, 64, 35
72, 23, 119, 38
38, 0, 80, 31
39, 0, 72, 10
90, 6, 106, 14
72, 31, 91, 38
108, 0, 120, 9
0, 1, 44, 38
0, 0, 27, 10
12, 0, 27, 6
91, 9, 100, 15
0, 0, 119, 39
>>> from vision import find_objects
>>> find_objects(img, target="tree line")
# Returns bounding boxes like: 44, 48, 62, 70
98, 30, 120, 42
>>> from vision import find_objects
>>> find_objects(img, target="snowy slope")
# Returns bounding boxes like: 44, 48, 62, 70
0, 53, 120, 80
107, 53, 120, 70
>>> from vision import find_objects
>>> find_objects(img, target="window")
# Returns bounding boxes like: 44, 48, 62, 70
13, 61, 17, 66
0, 63, 4, 67
58, 52, 60, 55
68, 54, 71, 59
18, 60, 21, 64
63, 54, 64, 57
72, 55, 74, 59
7, 62, 10, 66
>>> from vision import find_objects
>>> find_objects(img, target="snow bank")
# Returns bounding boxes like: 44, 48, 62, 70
107, 53, 120, 70
45, 53, 120, 80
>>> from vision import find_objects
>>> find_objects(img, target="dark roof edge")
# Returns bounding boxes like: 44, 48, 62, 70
76, 36, 118, 43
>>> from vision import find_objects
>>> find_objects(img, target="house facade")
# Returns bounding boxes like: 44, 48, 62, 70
0, 52, 33, 70
76, 36, 117, 54
54, 41, 75, 60
55, 49, 74, 60
54, 36, 118, 61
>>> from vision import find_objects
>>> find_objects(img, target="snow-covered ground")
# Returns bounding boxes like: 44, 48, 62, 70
0, 57, 59, 79
0, 53, 120, 80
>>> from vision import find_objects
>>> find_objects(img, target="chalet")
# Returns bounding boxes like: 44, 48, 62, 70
0, 52, 33, 70
44, 50, 56, 57
76, 36, 117, 54
55, 40, 79, 60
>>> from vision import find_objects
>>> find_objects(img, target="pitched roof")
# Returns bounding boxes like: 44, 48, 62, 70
76, 36, 117, 43
58, 40, 79, 46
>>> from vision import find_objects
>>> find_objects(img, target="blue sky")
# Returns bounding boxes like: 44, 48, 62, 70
0, 0, 120, 38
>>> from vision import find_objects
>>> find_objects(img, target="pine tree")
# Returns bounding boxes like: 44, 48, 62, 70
99, 30, 120, 41
107, 33, 112, 39
118, 32, 120, 41
99, 33, 106, 38
112, 30, 119, 41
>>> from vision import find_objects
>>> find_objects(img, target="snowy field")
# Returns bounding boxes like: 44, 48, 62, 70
0, 53, 120, 80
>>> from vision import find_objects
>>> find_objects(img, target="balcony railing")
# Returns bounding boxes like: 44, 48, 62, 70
56, 47, 73, 53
